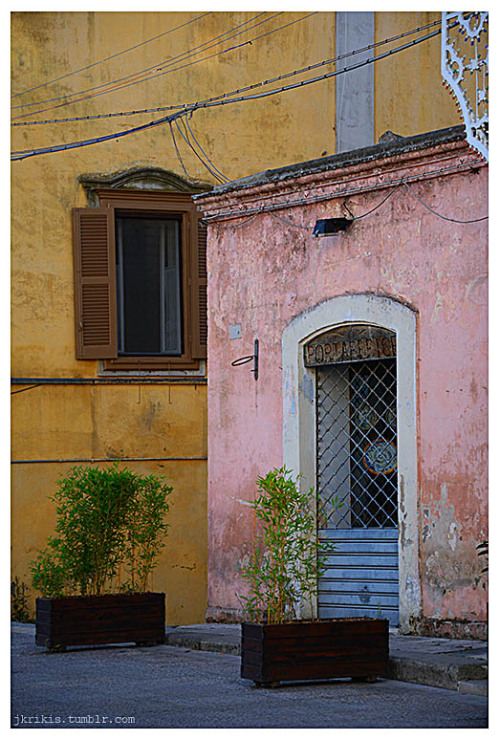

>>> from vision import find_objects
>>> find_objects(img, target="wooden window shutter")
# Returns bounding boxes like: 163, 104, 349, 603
73, 207, 118, 359
190, 216, 208, 359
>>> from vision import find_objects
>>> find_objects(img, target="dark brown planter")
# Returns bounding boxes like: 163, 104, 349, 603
35, 592, 165, 651
241, 617, 389, 687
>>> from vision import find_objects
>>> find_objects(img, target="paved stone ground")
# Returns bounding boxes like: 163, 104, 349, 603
11, 625, 488, 729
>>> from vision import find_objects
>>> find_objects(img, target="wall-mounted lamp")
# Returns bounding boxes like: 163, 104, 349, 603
312, 217, 353, 237
231, 339, 259, 380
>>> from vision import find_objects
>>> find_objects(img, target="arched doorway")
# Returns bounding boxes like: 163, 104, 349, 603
307, 325, 398, 624
282, 294, 419, 632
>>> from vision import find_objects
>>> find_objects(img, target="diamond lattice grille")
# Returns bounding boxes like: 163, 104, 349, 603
317, 359, 398, 529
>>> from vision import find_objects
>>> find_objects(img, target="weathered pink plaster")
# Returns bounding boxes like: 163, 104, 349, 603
197, 132, 488, 633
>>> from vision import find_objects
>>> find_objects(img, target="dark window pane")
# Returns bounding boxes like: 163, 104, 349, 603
162, 221, 182, 354
116, 216, 182, 355
316, 356, 398, 529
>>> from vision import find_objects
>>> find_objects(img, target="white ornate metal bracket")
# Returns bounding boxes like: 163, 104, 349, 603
441, 11, 488, 160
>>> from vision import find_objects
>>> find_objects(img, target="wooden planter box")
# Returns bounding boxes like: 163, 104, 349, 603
241, 618, 389, 687
36, 592, 165, 651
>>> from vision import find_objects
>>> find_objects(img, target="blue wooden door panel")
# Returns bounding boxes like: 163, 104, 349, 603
318, 528, 399, 626
319, 569, 399, 583
318, 603, 399, 621
320, 580, 399, 595
319, 593, 399, 608
323, 554, 398, 567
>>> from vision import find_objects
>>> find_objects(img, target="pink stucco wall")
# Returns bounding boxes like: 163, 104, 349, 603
198, 131, 488, 634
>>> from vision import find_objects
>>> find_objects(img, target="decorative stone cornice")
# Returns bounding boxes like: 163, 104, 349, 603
194, 126, 485, 224
79, 167, 212, 206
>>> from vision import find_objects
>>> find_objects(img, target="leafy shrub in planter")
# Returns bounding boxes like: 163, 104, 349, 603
238, 468, 388, 688
30, 463, 173, 597
11, 577, 33, 622
238, 466, 339, 624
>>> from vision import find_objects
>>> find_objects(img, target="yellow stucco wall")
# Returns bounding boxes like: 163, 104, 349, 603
11, 382, 208, 624
11, 11, 461, 623
374, 12, 457, 138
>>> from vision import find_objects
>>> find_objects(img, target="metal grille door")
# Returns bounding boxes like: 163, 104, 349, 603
316, 358, 399, 625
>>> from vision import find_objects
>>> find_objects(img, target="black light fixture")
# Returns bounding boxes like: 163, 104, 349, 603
312, 217, 353, 237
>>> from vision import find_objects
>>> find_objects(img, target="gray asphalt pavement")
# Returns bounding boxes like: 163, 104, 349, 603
11, 623, 487, 729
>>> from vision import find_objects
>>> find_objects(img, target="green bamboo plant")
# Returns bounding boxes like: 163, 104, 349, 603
238, 466, 339, 624
30, 463, 173, 598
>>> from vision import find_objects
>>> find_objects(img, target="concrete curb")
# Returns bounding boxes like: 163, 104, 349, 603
15, 622, 487, 696
164, 624, 488, 695
386, 655, 487, 693
458, 680, 488, 697
165, 625, 241, 656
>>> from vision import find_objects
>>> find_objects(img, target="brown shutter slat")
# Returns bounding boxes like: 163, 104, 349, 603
73, 207, 117, 359
191, 217, 208, 359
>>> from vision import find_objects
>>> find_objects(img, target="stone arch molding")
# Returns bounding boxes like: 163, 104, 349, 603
79, 167, 212, 206
281, 293, 420, 631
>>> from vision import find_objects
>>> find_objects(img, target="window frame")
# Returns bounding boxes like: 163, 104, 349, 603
74, 188, 206, 372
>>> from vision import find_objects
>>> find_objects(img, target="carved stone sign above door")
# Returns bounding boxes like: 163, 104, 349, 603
304, 324, 396, 367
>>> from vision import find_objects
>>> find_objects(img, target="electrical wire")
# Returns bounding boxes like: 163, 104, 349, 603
12, 110, 185, 161
189, 27, 442, 112
15, 11, 442, 123
205, 213, 259, 229
173, 119, 226, 184
12, 12, 269, 110
212, 178, 488, 228
12, 12, 320, 124
207, 183, 402, 229
202, 160, 487, 226
350, 185, 402, 220
182, 116, 230, 182
169, 121, 190, 181
11, 27, 441, 161
268, 212, 311, 230
13, 17, 443, 127
404, 182, 488, 223
11, 12, 279, 115
11, 12, 212, 99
